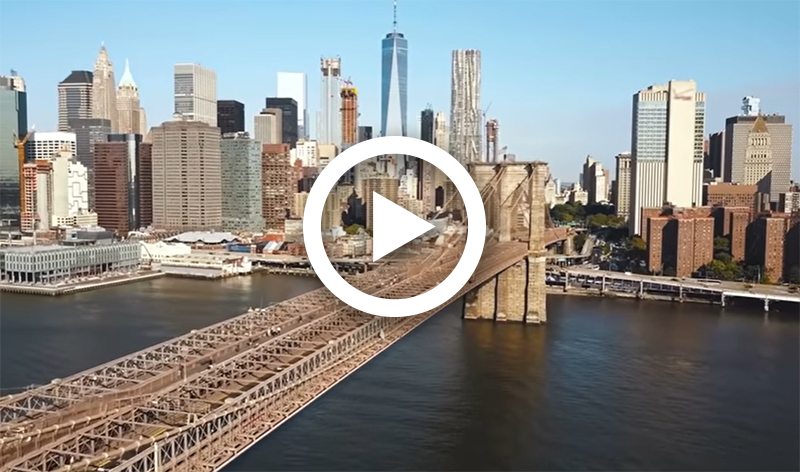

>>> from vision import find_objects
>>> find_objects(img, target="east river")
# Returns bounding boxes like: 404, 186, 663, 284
1, 274, 798, 471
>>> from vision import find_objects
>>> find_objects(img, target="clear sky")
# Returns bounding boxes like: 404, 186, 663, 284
1, 0, 798, 181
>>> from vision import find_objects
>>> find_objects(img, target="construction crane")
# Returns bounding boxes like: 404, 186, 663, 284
13, 126, 34, 214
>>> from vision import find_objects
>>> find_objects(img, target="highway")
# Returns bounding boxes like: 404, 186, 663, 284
551, 266, 800, 305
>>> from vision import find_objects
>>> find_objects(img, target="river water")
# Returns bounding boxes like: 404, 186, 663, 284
1, 274, 798, 471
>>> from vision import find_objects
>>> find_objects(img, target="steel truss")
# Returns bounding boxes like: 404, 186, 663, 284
0, 262, 414, 440
3, 247, 466, 472
1, 248, 461, 471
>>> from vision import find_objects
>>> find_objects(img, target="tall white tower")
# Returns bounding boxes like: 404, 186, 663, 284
116, 59, 142, 134
318, 58, 342, 146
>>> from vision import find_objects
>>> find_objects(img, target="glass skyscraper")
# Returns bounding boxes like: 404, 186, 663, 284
0, 75, 27, 225
380, 30, 408, 138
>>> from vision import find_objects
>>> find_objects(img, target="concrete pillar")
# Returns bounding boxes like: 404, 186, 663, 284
563, 271, 569, 292
678, 285, 684, 302
525, 163, 548, 324
564, 235, 574, 255
463, 277, 496, 320
526, 255, 547, 323
763, 298, 770, 312
600, 275, 606, 293
720, 294, 726, 307
497, 261, 526, 321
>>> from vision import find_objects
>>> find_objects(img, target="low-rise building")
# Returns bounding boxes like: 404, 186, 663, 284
0, 241, 140, 284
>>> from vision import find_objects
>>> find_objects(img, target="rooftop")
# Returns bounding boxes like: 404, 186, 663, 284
164, 232, 241, 245
60, 70, 93, 85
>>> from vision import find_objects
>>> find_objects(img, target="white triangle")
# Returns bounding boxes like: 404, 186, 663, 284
372, 192, 435, 262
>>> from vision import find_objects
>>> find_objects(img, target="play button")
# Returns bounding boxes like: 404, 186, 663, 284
372, 192, 435, 262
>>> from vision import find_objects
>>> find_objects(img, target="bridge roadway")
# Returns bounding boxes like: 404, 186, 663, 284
551, 267, 800, 306
0, 239, 528, 472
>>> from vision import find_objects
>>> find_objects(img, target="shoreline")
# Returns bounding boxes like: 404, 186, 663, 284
0, 271, 166, 297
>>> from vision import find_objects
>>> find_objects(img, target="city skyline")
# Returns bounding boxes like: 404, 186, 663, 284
0, 0, 798, 180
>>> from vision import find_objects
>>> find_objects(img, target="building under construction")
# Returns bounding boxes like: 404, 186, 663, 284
340, 86, 358, 147
485, 119, 499, 162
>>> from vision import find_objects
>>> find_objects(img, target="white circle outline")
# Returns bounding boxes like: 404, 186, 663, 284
303, 136, 486, 317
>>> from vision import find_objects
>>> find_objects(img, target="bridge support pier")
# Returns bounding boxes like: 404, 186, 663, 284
464, 161, 549, 324
463, 276, 496, 320
721, 294, 726, 307
764, 298, 770, 312
496, 261, 525, 321
564, 235, 575, 255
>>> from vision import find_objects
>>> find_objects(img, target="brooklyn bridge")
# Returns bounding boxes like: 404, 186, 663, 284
0, 162, 574, 472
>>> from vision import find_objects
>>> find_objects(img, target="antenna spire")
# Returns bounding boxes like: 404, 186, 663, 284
393, 0, 397, 32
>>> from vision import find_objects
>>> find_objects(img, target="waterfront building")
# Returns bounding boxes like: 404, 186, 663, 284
216, 100, 245, 135
58, 71, 93, 132
174, 63, 217, 126
221, 132, 265, 232
92, 44, 119, 132
0, 73, 27, 224
0, 241, 140, 284
629, 80, 706, 236
277, 72, 308, 139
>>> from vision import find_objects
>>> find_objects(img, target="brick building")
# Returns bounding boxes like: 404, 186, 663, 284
703, 183, 758, 214
94, 136, 153, 234
261, 144, 293, 232
646, 214, 714, 277
746, 215, 794, 282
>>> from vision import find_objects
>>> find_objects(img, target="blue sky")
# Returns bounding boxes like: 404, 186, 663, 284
1, 0, 798, 181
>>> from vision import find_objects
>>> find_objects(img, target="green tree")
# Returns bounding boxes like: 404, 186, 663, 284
588, 213, 609, 229
713, 237, 730, 254
344, 224, 363, 235
787, 266, 800, 285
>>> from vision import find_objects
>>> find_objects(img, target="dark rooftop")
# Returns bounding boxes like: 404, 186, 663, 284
60, 70, 93, 85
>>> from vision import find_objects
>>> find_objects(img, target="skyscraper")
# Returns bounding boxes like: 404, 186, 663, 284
265, 97, 298, 148
69, 118, 111, 209
420, 108, 434, 144
254, 109, 282, 145
582, 155, 608, 204
216, 100, 245, 135
628, 80, 706, 235
723, 98, 793, 203
380, 1, 408, 138
434, 111, 448, 152
450, 50, 482, 166
277, 72, 308, 139
0, 73, 27, 224
150, 116, 222, 230
116, 59, 143, 134
58, 71, 93, 131
92, 44, 119, 132
94, 134, 153, 233
341, 86, 358, 147
221, 132, 265, 232
614, 152, 632, 220
174, 63, 218, 127
319, 58, 342, 146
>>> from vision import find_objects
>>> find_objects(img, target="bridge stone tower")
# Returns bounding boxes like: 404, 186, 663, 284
463, 162, 549, 323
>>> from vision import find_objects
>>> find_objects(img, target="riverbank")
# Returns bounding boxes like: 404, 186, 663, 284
0, 271, 165, 297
